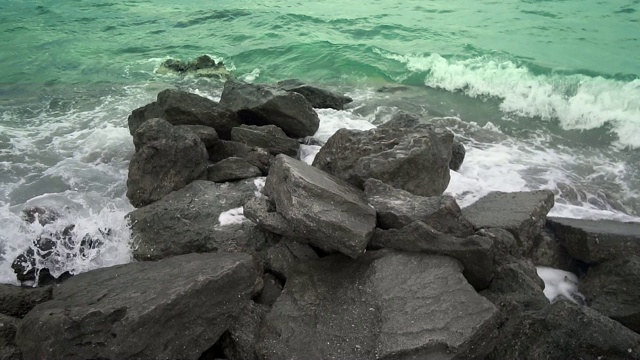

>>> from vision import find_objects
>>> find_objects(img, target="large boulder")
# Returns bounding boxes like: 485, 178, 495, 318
276, 79, 353, 110
127, 118, 208, 207
547, 217, 640, 264
256, 250, 500, 360
230, 124, 299, 157
177, 124, 219, 147
0, 284, 52, 318
16, 252, 260, 360
312, 125, 453, 196
207, 157, 262, 182
128, 89, 240, 139
219, 79, 320, 138
207, 140, 274, 175
129, 179, 277, 261
254, 155, 376, 258
462, 190, 555, 255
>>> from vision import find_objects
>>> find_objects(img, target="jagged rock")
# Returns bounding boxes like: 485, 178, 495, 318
261, 239, 319, 280
177, 124, 219, 147
16, 252, 261, 360
20, 206, 59, 226
255, 273, 283, 307
481, 259, 548, 310
547, 217, 640, 264
207, 157, 262, 182
462, 190, 555, 255
256, 250, 499, 360
127, 118, 208, 207
244, 197, 295, 239
370, 221, 494, 290
0, 284, 52, 318
156, 55, 230, 78
221, 301, 269, 360
255, 155, 376, 258
581, 256, 640, 333
529, 227, 586, 274
219, 79, 320, 138
364, 178, 474, 237
128, 89, 240, 139
129, 180, 278, 261
207, 140, 274, 175
0, 314, 21, 360
276, 79, 352, 110
231, 125, 299, 156
312, 125, 453, 196
450, 140, 466, 171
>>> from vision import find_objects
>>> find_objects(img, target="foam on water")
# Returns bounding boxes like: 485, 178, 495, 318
217, 207, 246, 226
536, 266, 585, 305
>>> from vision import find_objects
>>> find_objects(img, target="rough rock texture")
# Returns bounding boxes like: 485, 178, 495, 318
529, 227, 586, 274
312, 126, 453, 196
258, 155, 376, 258
127, 89, 240, 139
277, 79, 353, 110
221, 301, 269, 360
256, 251, 499, 360
0, 314, 21, 360
219, 79, 320, 138
207, 140, 273, 175
231, 124, 299, 156
262, 239, 319, 280
481, 259, 548, 310
129, 180, 277, 261
450, 140, 466, 171
177, 124, 219, 147
254, 273, 283, 307
581, 256, 640, 333
16, 252, 260, 360
462, 190, 555, 255
0, 284, 52, 318
207, 157, 262, 182
127, 118, 208, 207
364, 178, 474, 237
371, 221, 494, 290
547, 217, 640, 264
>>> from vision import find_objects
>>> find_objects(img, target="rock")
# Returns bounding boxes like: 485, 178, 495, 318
462, 190, 555, 255
529, 227, 586, 274
312, 125, 453, 196
127, 118, 208, 207
156, 55, 230, 79
581, 256, 640, 333
481, 259, 548, 310
20, 206, 59, 226
207, 157, 262, 182
371, 221, 494, 290
244, 197, 296, 240
16, 252, 260, 360
450, 139, 466, 171
547, 217, 640, 264
486, 300, 640, 360
207, 140, 274, 175
276, 79, 353, 110
256, 250, 499, 360
377, 111, 422, 129
255, 273, 283, 307
0, 284, 52, 318
177, 124, 219, 147
258, 155, 376, 258
128, 89, 240, 139
221, 301, 269, 360
230, 124, 299, 156
219, 79, 320, 138
261, 239, 319, 280
129, 180, 277, 261
0, 314, 21, 360
364, 178, 474, 237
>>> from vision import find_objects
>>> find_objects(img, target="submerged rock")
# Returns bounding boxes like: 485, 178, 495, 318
20, 206, 59, 226
156, 55, 230, 79
276, 79, 353, 110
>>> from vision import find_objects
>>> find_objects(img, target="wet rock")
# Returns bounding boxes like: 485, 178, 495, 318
0, 314, 21, 360
207, 140, 274, 175
219, 79, 320, 138
207, 157, 262, 182
261, 239, 319, 280
177, 124, 219, 147
450, 139, 466, 171
529, 227, 586, 274
16, 252, 260, 360
254, 273, 283, 307
276, 79, 352, 110
230, 124, 299, 156
221, 301, 269, 360
481, 259, 548, 310
0, 284, 52, 318
156, 55, 230, 79
127, 118, 208, 207
244, 197, 295, 240
20, 206, 59, 226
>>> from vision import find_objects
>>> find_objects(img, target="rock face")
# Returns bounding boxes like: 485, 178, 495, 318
312, 125, 453, 196
547, 217, 640, 264
127, 118, 208, 207
207, 157, 262, 182
177, 124, 219, 147
231, 124, 299, 156
0, 314, 21, 360
0, 284, 52, 318
255, 155, 376, 258
16, 252, 260, 360
219, 79, 320, 138
276, 79, 353, 110
128, 89, 240, 139
462, 190, 554, 254
262, 240, 319, 280
257, 251, 499, 360
220, 301, 269, 360
450, 140, 466, 171
129, 180, 277, 261
207, 140, 274, 175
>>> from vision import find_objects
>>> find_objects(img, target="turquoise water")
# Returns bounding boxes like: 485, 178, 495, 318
0, 0, 639, 283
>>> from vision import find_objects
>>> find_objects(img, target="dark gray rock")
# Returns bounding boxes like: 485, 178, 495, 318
127, 118, 208, 207
220, 79, 320, 138
259, 155, 376, 258
20, 206, 59, 226
156, 55, 230, 79
207, 140, 274, 175
255, 273, 283, 307
261, 239, 319, 280
256, 251, 499, 360
0, 284, 52, 318
462, 190, 555, 255
231, 125, 299, 156
581, 256, 640, 333
312, 126, 453, 196
547, 217, 640, 264
0, 314, 21, 360
128, 89, 240, 139
371, 221, 494, 290
129, 180, 277, 261
529, 227, 586, 274
244, 197, 296, 240
16, 252, 260, 360
377, 111, 422, 129
207, 157, 262, 182
450, 139, 466, 171
177, 124, 219, 147
486, 300, 640, 360
481, 259, 548, 310
364, 178, 474, 237
276, 79, 353, 110
221, 301, 269, 360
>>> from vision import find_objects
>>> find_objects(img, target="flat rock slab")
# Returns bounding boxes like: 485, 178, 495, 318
16, 252, 260, 360
257, 251, 499, 360
547, 217, 640, 264
462, 190, 554, 254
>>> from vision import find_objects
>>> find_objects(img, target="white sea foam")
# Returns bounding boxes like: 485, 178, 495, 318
218, 207, 246, 226
536, 266, 585, 305
314, 108, 376, 143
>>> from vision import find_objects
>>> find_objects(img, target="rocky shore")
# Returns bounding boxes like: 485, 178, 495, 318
3, 78, 640, 360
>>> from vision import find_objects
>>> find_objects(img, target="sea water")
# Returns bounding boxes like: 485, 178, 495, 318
0, 0, 638, 284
